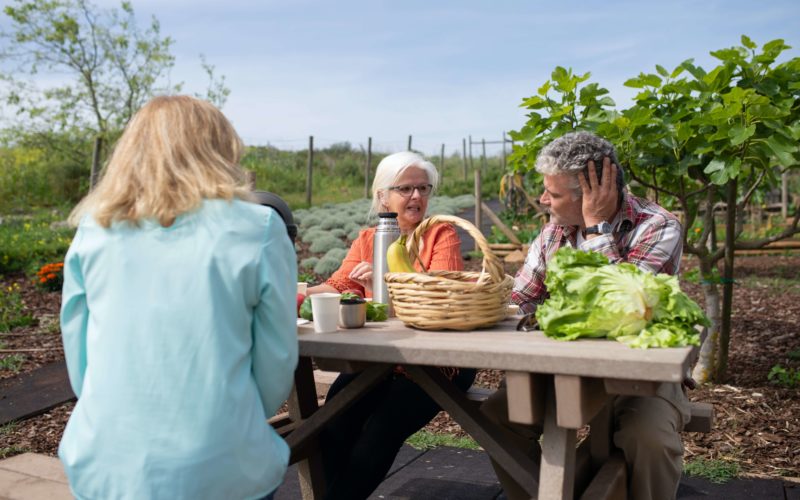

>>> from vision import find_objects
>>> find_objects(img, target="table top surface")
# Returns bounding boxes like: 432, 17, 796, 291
297, 317, 695, 383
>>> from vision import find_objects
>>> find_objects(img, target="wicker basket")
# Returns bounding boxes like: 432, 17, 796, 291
384, 215, 513, 330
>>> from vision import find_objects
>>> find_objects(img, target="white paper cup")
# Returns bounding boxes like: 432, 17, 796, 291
297, 282, 308, 295
310, 293, 341, 333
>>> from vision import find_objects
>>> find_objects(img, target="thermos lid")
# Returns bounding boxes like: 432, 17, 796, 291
377, 212, 398, 218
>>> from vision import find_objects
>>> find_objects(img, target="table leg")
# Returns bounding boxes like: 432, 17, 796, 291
589, 402, 613, 471
539, 382, 577, 500
406, 365, 540, 498
288, 356, 326, 500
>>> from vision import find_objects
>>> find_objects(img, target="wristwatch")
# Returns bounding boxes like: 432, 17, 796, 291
585, 221, 613, 235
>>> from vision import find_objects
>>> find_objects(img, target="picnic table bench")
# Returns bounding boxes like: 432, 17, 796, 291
279, 317, 710, 500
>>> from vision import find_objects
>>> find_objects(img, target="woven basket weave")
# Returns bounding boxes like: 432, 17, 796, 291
384, 215, 513, 330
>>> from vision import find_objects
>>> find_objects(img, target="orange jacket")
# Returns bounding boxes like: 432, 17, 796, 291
326, 223, 463, 298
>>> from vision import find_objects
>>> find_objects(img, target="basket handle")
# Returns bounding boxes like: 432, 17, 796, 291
407, 214, 505, 285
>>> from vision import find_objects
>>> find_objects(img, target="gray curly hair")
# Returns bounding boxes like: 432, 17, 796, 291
535, 131, 625, 200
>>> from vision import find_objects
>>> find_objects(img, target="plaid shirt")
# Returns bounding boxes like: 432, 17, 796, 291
512, 194, 683, 314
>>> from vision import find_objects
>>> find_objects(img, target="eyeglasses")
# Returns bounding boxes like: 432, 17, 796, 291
388, 183, 433, 198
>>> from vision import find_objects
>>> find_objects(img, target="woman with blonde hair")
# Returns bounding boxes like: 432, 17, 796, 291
306, 151, 475, 500
60, 95, 297, 500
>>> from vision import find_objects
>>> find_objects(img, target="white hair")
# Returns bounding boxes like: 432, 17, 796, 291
369, 151, 439, 217
535, 131, 625, 201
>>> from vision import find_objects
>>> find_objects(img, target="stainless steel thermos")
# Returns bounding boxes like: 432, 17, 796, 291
372, 212, 400, 311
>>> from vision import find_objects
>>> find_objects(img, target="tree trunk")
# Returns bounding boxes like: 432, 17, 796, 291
716, 179, 737, 381
692, 258, 721, 383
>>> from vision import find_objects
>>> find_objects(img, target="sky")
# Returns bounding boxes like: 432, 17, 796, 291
6, 0, 800, 156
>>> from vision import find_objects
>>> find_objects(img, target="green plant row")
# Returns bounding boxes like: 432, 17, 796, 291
0, 208, 74, 274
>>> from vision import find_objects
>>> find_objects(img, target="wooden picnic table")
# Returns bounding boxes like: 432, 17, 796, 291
286, 317, 696, 500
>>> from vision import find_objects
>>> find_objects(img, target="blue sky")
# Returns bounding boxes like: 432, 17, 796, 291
14, 1, 800, 155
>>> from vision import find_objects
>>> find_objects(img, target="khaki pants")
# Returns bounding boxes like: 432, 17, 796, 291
481, 383, 688, 500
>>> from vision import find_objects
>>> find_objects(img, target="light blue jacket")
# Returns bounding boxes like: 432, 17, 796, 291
59, 199, 298, 500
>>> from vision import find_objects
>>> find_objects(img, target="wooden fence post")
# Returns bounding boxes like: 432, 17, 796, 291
474, 168, 482, 252
90, 136, 103, 190
462, 138, 468, 182
481, 139, 487, 172
468, 135, 474, 173
306, 136, 314, 206
365, 137, 373, 198
502, 131, 507, 171
407, 135, 412, 151
439, 143, 445, 186
245, 170, 256, 190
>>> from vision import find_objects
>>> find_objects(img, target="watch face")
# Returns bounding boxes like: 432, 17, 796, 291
587, 222, 613, 235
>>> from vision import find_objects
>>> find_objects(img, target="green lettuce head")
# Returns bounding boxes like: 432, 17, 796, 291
535, 247, 708, 348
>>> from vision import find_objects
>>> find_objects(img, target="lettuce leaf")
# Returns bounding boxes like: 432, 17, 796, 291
535, 247, 709, 348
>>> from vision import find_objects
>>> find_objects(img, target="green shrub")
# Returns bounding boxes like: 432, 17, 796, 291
329, 228, 346, 238
0, 210, 74, 274
768, 364, 800, 387
0, 282, 34, 332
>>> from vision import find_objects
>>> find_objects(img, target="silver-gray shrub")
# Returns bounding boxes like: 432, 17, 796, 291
322, 247, 348, 263
321, 217, 347, 230
301, 227, 327, 244
314, 256, 342, 278
347, 227, 362, 241
309, 234, 347, 254
300, 257, 319, 269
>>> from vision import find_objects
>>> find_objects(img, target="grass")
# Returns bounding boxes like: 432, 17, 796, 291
0, 422, 18, 435
406, 430, 481, 451
0, 354, 25, 372
0, 445, 28, 459
1, 283, 35, 333
683, 457, 739, 483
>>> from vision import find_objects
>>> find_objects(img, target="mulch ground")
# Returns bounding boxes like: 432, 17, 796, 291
1, 254, 798, 480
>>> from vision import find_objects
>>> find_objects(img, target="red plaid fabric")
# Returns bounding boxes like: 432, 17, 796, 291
512, 194, 683, 314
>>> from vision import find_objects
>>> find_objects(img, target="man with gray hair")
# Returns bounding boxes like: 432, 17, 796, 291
482, 131, 688, 500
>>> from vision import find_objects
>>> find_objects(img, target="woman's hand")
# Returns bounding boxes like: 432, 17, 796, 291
348, 261, 373, 292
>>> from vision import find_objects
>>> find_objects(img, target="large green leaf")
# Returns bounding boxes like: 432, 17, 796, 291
710, 47, 746, 63
766, 135, 799, 166
728, 124, 756, 145
741, 35, 757, 50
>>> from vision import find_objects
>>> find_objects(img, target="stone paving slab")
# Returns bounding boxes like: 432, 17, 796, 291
0, 453, 71, 500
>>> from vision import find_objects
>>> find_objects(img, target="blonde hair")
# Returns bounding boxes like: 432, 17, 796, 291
369, 151, 439, 217
69, 95, 253, 227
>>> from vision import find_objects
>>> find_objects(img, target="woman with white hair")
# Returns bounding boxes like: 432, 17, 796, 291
306, 151, 476, 500
307, 150, 461, 296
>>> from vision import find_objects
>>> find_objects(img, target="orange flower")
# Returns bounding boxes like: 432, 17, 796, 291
47, 273, 56, 279
40, 277, 47, 283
